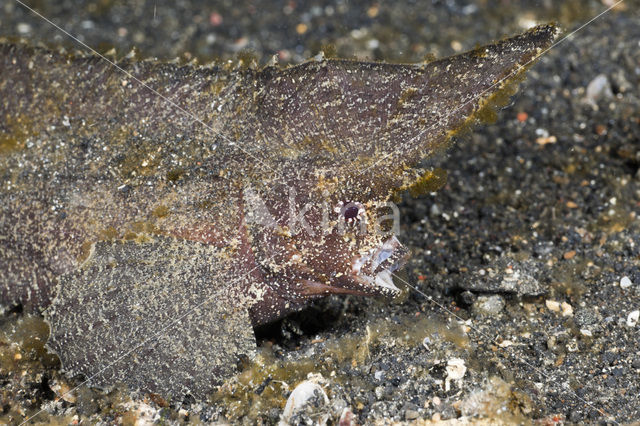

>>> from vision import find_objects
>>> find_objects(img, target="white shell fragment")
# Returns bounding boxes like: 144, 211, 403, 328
445, 358, 467, 391
585, 73, 613, 105
280, 378, 330, 426
620, 276, 632, 288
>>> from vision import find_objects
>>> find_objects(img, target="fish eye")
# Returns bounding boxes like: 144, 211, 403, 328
335, 201, 365, 224
343, 205, 360, 220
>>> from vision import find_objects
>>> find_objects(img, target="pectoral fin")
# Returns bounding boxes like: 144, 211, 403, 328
45, 236, 256, 399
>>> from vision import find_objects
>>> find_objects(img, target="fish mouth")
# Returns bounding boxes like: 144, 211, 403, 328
351, 236, 409, 296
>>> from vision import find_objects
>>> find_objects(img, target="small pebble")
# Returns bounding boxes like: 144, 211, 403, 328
405, 409, 420, 420
296, 23, 308, 34
575, 309, 599, 326
209, 12, 223, 26
374, 386, 385, 400
16, 22, 32, 34
546, 299, 561, 312
535, 128, 549, 138
472, 295, 505, 316
585, 74, 613, 103
620, 276, 632, 288
561, 301, 574, 317
626, 310, 639, 327
594, 124, 607, 136
536, 135, 557, 145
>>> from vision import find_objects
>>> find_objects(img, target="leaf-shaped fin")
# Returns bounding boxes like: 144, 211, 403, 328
46, 236, 256, 399
247, 24, 559, 196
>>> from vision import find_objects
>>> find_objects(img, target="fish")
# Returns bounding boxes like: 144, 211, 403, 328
0, 24, 559, 399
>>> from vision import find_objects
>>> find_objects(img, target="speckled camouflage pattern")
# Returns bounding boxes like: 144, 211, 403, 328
0, 24, 559, 398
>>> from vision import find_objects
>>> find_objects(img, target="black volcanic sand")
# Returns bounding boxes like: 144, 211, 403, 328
1, 0, 639, 424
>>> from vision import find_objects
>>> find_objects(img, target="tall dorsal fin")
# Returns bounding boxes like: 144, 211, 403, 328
239, 24, 559, 198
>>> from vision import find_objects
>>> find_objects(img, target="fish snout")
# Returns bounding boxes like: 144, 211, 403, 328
350, 236, 409, 296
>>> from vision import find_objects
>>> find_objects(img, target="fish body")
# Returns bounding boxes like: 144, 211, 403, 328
0, 25, 559, 398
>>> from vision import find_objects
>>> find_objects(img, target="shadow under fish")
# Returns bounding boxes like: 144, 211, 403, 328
0, 24, 559, 399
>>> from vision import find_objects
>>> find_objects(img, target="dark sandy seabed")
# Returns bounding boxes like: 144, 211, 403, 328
1, 0, 639, 424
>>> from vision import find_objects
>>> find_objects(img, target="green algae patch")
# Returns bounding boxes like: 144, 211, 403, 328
550, 259, 590, 299
209, 79, 229, 96
592, 205, 635, 234
460, 63, 528, 137
122, 222, 160, 242
112, 128, 161, 180
235, 50, 260, 70
152, 205, 170, 218
451, 376, 535, 423
166, 168, 186, 182
407, 167, 448, 197
364, 314, 470, 353
0, 114, 38, 154
0, 315, 58, 370
397, 87, 419, 109
283, 135, 340, 159
212, 314, 468, 421
98, 226, 120, 241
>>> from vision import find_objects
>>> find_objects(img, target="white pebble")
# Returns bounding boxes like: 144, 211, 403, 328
366, 38, 380, 50
16, 22, 32, 34
445, 358, 467, 391
586, 74, 613, 103
535, 128, 549, 138
546, 299, 561, 312
280, 380, 330, 425
620, 276, 632, 288
627, 310, 639, 327
561, 302, 574, 317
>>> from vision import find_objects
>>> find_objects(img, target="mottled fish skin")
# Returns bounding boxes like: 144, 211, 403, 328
0, 25, 559, 398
